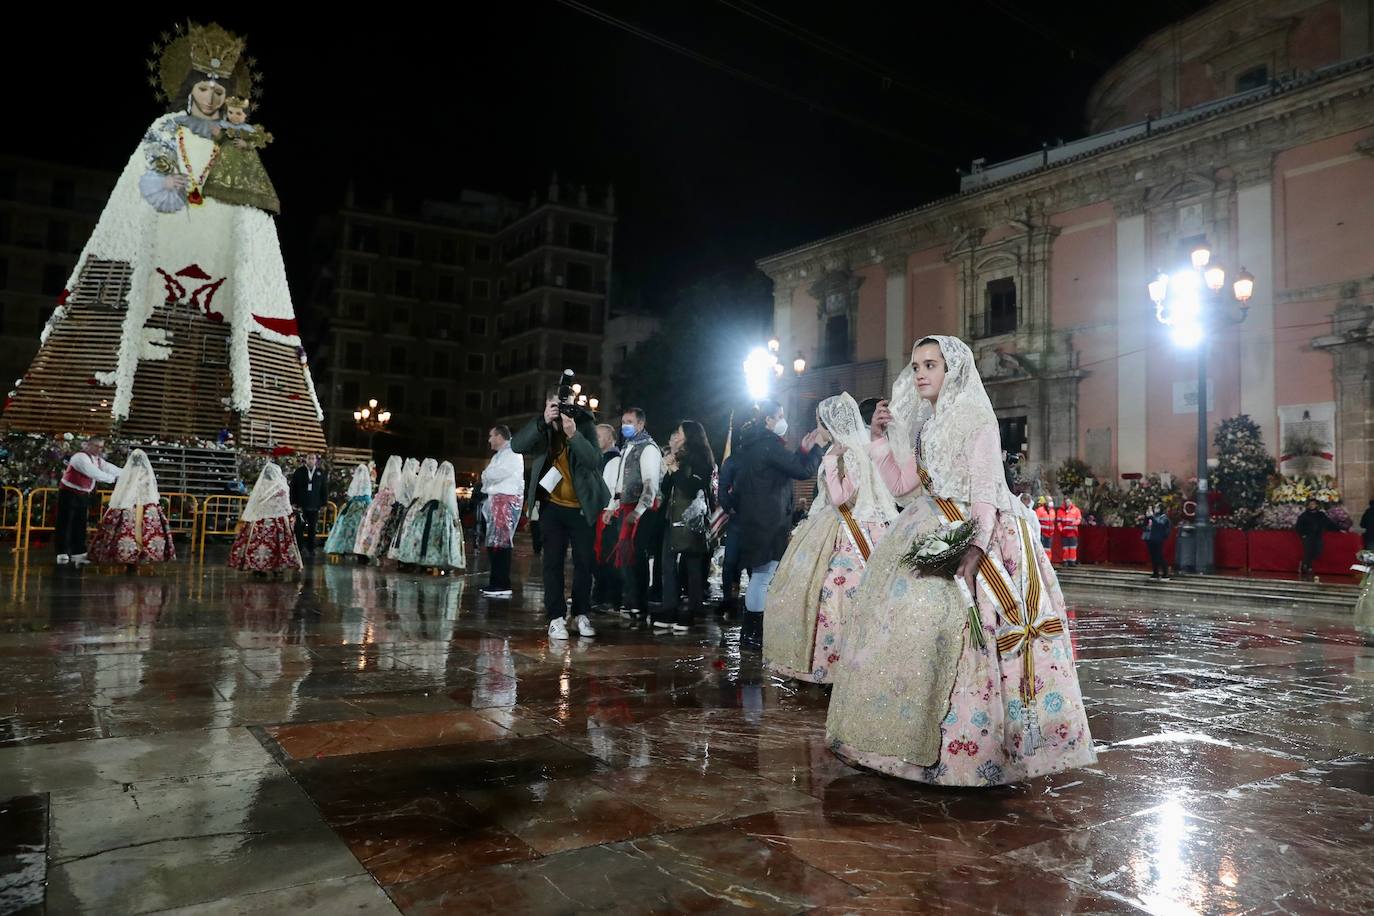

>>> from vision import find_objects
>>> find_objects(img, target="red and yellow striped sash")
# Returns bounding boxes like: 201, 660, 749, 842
919, 466, 1064, 701
835, 504, 871, 561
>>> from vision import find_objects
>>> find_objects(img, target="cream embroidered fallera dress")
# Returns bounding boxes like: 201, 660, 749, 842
764, 394, 897, 684
826, 336, 1095, 787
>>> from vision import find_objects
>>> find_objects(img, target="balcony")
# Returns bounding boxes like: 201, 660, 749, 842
504, 270, 607, 300
502, 229, 611, 264
967, 307, 1020, 340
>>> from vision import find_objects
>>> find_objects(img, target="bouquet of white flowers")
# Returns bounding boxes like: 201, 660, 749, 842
900, 519, 986, 650
900, 519, 978, 579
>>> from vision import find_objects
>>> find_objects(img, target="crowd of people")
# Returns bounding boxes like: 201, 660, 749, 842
41, 333, 1374, 789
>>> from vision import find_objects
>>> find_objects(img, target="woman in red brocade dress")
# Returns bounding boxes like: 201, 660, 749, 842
228, 462, 302, 576
90, 449, 176, 568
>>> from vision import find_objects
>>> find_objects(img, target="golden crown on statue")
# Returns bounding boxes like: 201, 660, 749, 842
189, 23, 245, 79
149, 22, 261, 110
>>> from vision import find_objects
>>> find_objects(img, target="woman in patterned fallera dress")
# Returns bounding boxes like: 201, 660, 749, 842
90, 449, 176, 568
764, 394, 897, 684
394, 461, 466, 574
228, 462, 302, 576
827, 336, 1095, 787
389, 458, 436, 562
325, 463, 373, 558
354, 455, 406, 561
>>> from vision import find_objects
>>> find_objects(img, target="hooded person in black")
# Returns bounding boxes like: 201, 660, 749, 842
1296, 499, 1338, 578
730, 399, 827, 647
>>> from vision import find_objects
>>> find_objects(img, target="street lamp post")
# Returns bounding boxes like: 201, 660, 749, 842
353, 398, 393, 454
1147, 242, 1255, 574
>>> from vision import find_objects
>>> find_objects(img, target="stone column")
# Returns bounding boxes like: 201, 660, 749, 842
1237, 180, 1277, 451
883, 255, 908, 391
1115, 212, 1148, 476
1313, 297, 1374, 513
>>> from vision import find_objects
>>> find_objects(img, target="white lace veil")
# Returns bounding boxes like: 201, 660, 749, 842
108, 449, 160, 509
347, 464, 373, 498
397, 458, 421, 503
430, 461, 459, 518
242, 462, 291, 522
817, 393, 899, 523
376, 456, 403, 495
891, 335, 1019, 514
412, 458, 438, 505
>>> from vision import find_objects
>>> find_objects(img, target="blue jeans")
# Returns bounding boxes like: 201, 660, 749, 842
744, 561, 778, 614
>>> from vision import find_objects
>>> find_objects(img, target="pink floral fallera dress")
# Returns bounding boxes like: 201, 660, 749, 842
768, 454, 889, 684
827, 422, 1095, 787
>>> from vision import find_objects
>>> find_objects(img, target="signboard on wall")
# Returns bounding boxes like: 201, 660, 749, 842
1278, 402, 1336, 478
1172, 379, 1215, 414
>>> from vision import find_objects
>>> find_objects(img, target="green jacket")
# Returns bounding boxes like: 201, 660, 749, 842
510, 412, 610, 527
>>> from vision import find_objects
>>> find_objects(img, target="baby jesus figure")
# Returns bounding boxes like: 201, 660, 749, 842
204, 96, 281, 213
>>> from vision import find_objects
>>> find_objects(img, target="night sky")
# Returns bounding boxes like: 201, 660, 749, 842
11, 1, 1209, 319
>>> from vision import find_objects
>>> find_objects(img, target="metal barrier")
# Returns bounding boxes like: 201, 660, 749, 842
20, 487, 59, 554
18, 487, 201, 556
1, 486, 23, 552
163, 492, 200, 539
317, 501, 339, 541
196, 495, 249, 560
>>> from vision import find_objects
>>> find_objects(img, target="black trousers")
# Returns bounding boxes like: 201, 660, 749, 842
55, 487, 90, 556
540, 503, 594, 620
623, 509, 662, 612
1300, 538, 1323, 573
295, 509, 319, 553
488, 547, 512, 590
1147, 539, 1169, 577
661, 540, 704, 623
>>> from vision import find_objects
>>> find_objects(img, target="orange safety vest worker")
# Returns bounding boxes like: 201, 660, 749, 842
1035, 503, 1056, 549
1057, 503, 1083, 565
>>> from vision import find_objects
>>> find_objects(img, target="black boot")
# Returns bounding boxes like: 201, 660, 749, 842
740, 613, 763, 650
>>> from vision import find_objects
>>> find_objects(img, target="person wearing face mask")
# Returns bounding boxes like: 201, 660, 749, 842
731, 399, 828, 649
603, 407, 663, 618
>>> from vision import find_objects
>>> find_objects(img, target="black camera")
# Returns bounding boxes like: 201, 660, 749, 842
555, 368, 591, 422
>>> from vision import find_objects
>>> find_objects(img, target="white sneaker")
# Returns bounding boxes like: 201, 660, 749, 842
71, 553, 90, 567
574, 614, 596, 637
56, 554, 70, 565
671, 622, 689, 633
483, 588, 513, 598
651, 618, 672, 630
548, 618, 570, 640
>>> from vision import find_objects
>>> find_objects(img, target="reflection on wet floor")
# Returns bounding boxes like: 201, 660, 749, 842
1, 547, 1372, 914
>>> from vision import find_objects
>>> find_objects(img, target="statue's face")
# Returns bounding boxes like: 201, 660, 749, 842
190, 81, 226, 117
226, 106, 248, 125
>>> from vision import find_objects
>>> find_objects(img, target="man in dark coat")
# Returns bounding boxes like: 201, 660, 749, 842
1361, 499, 1374, 550
731, 400, 826, 647
289, 453, 328, 557
510, 391, 611, 639
1296, 499, 1338, 579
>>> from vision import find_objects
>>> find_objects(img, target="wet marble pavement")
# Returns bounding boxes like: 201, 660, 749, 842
1, 548, 1373, 914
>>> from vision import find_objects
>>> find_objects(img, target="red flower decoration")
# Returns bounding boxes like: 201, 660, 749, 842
712, 658, 726, 670
833, 575, 847, 585
86, 377, 98, 386
57, 289, 70, 306
287, 393, 302, 401
271, 445, 295, 458
965, 740, 979, 756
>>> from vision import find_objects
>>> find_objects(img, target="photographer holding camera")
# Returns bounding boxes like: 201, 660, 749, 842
511, 371, 611, 640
